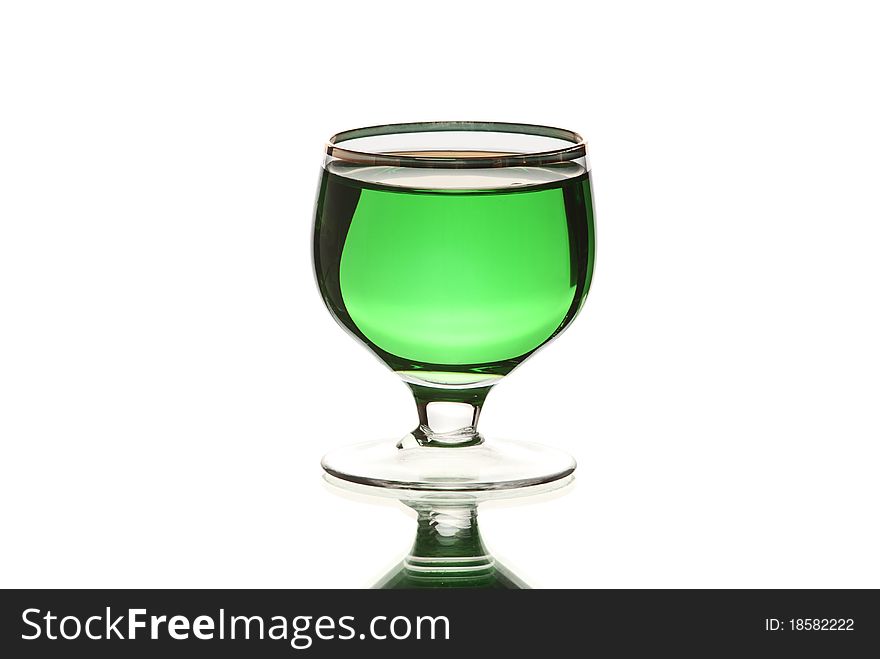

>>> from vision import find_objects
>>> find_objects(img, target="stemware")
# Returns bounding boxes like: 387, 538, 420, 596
313, 121, 595, 492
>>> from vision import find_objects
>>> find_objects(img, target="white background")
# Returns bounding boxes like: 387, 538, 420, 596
1, 1, 878, 588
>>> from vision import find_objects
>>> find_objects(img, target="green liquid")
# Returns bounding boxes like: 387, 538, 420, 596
313, 164, 595, 385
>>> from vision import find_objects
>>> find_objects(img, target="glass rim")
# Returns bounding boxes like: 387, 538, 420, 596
325, 121, 587, 169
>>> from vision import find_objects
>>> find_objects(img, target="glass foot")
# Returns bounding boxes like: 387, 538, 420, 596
321, 437, 576, 492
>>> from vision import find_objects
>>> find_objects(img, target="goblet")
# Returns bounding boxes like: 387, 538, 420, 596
313, 121, 594, 492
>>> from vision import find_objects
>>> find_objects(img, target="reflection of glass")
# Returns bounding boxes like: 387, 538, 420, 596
326, 474, 574, 589
314, 122, 595, 493
377, 502, 526, 589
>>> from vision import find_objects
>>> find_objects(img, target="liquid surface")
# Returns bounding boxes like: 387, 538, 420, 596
313, 163, 595, 384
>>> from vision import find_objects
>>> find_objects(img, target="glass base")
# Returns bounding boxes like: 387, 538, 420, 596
321, 436, 576, 492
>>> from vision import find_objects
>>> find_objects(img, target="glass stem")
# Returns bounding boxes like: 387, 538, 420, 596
407, 384, 490, 447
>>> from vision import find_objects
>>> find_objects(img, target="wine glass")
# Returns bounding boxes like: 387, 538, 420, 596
313, 121, 594, 492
